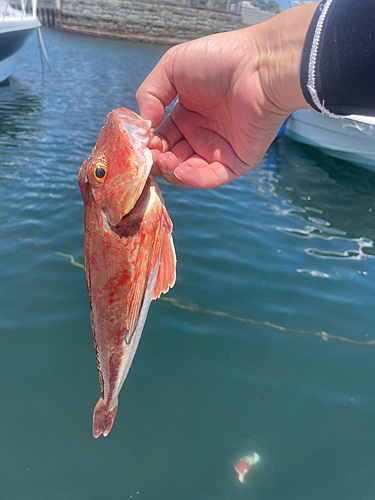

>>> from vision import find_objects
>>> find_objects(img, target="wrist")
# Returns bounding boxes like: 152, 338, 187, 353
252, 2, 319, 114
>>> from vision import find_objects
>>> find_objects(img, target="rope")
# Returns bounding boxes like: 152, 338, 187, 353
159, 297, 375, 347
1, 230, 374, 347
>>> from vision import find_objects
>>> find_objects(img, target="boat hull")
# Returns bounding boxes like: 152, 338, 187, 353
0, 18, 40, 82
285, 109, 375, 173
0, 50, 20, 83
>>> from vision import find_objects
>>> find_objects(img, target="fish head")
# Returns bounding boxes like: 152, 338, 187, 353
78, 108, 154, 226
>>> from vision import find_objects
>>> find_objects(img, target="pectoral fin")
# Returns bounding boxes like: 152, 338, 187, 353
152, 209, 176, 300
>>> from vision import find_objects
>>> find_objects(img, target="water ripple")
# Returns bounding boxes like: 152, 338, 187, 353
1, 29, 375, 499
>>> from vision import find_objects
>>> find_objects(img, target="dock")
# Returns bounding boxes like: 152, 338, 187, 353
36, 0, 275, 44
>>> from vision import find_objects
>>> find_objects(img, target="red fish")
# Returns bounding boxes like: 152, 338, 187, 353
233, 452, 260, 483
78, 108, 176, 438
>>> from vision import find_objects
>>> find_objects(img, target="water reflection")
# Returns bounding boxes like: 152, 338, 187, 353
273, 138, 375, 255
0, 77, 43, 140
251, 139, 375, 258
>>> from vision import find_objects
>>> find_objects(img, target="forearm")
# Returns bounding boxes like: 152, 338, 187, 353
135, 0, 375, 189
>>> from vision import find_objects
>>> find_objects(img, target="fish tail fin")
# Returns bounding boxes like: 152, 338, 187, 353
92, 397, 118, 438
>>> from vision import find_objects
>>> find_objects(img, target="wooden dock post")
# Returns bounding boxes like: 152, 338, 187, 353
54, 0, 61, 28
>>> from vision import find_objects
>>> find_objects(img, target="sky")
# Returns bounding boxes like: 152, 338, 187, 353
279, 0, 292, 11
278, 0, 319, 11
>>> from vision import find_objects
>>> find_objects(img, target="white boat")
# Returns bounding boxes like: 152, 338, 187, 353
0, 0, 41, 83
284, 109, 375, 172
285, 0, 375, 173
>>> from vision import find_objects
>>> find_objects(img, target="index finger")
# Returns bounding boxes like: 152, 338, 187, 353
136, 49, 178, 128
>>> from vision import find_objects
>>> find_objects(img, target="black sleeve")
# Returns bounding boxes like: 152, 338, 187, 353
300, 0, 375, 117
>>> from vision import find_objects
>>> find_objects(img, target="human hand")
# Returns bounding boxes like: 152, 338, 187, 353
136, 3, 318, 189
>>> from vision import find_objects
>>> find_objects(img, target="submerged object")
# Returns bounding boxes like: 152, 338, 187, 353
233, 452, 260, 483
78, 108, 176, 438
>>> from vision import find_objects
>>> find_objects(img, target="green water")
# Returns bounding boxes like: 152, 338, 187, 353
1, 28, 375, 500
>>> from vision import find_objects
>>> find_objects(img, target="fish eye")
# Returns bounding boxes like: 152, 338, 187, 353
93, 164, 107, 183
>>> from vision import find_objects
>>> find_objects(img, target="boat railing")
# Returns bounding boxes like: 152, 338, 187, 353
2, 0, 38, 19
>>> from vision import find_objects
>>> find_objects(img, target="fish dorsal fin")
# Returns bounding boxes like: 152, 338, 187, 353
152, 208, 176, 300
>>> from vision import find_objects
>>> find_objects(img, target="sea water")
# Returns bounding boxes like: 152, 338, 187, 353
1, 28, 375, 500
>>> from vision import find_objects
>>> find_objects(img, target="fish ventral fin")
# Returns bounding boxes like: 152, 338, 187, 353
152, 208, 176, 300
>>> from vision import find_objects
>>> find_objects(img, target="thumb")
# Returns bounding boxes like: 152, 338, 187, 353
136, 49, 178, 128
